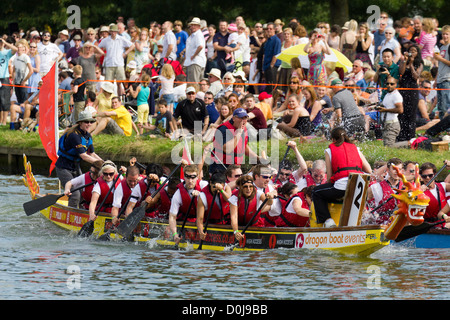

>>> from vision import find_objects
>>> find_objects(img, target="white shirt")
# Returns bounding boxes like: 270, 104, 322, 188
112, 182, 139, 209
382, 89, 403, 122
184, 29, 206, 68
228, 190, 264, 208
169, 180, 209, 216
162, 30, 177, 60
37, 42, 62, 75
99, 36, 132, 67
129, 177, 167, 203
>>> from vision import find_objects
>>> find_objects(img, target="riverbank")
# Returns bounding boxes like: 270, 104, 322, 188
1, 127, 449, 180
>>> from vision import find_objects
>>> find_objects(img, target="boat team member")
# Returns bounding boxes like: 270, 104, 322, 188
126, 163, 164, 214
170, 165, 209, 243
366, 157, 404, 224
55, 110, 103, 208
312, 127, 372, 228
111, 165, 141, 225
224, 164, 243, 191
230, 175, 274, 241
274, 182, 311, 227
88, 161, 122, 221
63, 160, 104, 209
251, 164, 280, 227
144, 177, 181, 220
209, 107, 261, 175
197, 172, 232, 240
419, 161, 450, 229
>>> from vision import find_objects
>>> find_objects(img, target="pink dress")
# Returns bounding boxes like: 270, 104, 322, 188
307, 51, 327, 86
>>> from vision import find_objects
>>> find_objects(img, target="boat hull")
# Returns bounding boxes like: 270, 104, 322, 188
393, 229, 450, 248
36, 198, 388, 255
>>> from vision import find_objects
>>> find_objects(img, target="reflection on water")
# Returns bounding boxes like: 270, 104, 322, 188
0, 174, 449, 300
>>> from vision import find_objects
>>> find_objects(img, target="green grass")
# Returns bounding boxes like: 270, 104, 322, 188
1, 127, 449, 179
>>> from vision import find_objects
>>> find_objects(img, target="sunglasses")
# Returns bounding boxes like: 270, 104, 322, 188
242, 184, 254, 189
83, 120, 96, 124
386, 82, 396, 86
184, 174, 197, 179
421, 174, 434, 179
103, 172, 115, 177
260, 175, 271, 179
233, 174, 242, 178
187, 92, 196, 95
280, 172, 291, 176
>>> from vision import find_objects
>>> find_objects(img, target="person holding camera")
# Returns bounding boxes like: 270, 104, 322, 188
372, 76, 403, 147
398, 44, 424, 141
374, 48, 400, 100
304, 29, 331, 86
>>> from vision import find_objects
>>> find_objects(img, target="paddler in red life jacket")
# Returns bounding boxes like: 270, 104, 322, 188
312, 127, 372, 227
294, 159, 328, 190
209, 107, 261, 175
274, 140, 308, 189
197, 172, 232, 240
230, 175, 274, 241
63, 160, 104, 209
88, 160, 123, 221
366, 158, 404, 225
252, 164, 281, 227
111, 165, 141, 225
126, 163, 164, 215
274, 182, 311, 227
419, 161, 450, 228
225, 164, 243, 191
145, 177, 181, 219
169, 165, 209, 243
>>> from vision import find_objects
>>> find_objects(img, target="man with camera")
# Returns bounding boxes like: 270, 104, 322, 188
374, 49, 400, 100
372, 76, 403, 147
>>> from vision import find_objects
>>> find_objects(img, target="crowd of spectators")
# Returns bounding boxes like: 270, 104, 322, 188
0, 12, 449, 143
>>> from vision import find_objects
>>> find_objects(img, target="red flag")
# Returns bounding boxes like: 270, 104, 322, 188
180, 138, 192, 179
38, 63, 59, 175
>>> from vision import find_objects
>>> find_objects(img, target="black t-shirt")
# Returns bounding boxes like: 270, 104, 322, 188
73, 77, 86, 102
173, 98, 208, 132
155, 111, 173, 134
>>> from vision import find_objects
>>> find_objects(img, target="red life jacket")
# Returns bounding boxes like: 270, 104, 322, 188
96, 175, 121, 213
424, 183, 447, 221
119, 178, 133, 207
212, 120, 248, 165
81, 172, 95, 210
176, 181, 201, 221
275, 192, 310, 227
233, 189, 264, 227
329, 142, 363, 183
136, 178, 159, 207
367, 179, 403, 224
201, 185, 230, 224
304, 173, 327, 187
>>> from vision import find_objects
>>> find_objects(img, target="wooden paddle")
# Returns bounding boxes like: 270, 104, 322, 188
197, 191, 218, 250
78, 173, 121, 238
174, 194, 196, 249
225, 198, 269, 251
23, 181, 95, 216
395, 219, 446, 242
115, 163, 182, 239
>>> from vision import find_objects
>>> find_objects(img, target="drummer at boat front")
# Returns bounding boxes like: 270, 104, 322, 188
63, 160, 104, 209
111, 165, 141, 225
312, 127, 372, 228
55, 110, 103, 208
169, 164, 209, 244
197, 172, 232, 241
229, 175, 274, 241
88, 161, 123, 221
419, 161, 450, 228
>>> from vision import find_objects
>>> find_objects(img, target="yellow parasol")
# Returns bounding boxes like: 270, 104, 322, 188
276, 43, 353, 72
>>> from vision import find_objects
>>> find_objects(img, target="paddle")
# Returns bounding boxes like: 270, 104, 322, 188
174, 194, 196, 250
23, 181, 95, 216
78, 173, 121, 238
115, 163, 182, 239
395, 219, 446, 243
97, 194, 137, 241
198, 191, 218, 250
370, 163, 447, 215
225, 198, 269, 251
211, 150, 227, 170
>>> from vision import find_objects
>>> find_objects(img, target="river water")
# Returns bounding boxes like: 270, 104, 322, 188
1, 174, 449, 305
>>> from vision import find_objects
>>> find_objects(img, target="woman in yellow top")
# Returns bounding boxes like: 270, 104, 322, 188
93, 82, 116, 113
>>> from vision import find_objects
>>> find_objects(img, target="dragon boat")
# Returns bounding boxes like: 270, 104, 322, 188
21, 154, 433, 255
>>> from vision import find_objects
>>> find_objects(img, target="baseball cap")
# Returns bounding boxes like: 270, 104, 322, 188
233, 108, 248, 118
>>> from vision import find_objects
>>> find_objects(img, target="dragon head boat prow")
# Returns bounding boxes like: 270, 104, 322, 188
384, 165, 430, 240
